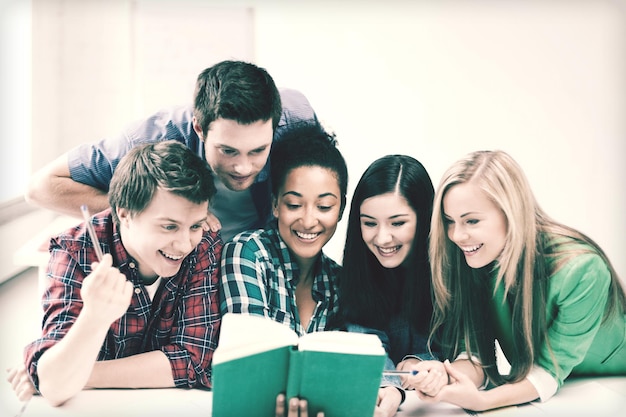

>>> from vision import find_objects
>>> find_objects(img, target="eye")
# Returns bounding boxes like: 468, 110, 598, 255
317, 205, 333, 212
392, 221, 407, 227
286, 203, 301, 210
191, 224, 203, 231
250, 148, 266, 155
467, 219, 479, 225
221, 148, 237, 156
443, 218, 454, 225
163, 224, 177, 231
361, 221, 377, 228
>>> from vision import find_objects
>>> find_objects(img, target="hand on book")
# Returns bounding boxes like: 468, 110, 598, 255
276, 393, 324, 417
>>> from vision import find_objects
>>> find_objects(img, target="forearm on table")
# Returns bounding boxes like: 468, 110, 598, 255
480, 378, 540, 410
88, 350, 174, 389
36, 314, 112, 406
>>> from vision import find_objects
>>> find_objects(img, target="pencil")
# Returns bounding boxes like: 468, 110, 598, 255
80, 204, 104, 261
383, 370, 418, 376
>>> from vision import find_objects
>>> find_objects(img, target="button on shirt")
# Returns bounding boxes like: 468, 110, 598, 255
24, 209, 223, 390
219, 223, 340, 336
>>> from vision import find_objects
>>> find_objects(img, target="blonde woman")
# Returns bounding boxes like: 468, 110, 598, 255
405, 150, 626, 411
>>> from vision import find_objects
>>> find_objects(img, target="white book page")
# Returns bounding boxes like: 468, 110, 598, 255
297, 331, 385, 355
213, 313, 299, 364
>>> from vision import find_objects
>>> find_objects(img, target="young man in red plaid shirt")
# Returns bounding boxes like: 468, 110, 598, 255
9, 140, 222, 406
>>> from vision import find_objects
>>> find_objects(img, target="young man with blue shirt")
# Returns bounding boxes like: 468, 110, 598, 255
25, 60, 318, 242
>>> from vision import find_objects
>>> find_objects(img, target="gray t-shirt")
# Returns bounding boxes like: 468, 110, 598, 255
211, 178, 259, 242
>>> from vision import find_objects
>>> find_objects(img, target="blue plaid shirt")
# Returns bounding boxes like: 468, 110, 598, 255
219, 223, 340, 336
67, 89, 318, 233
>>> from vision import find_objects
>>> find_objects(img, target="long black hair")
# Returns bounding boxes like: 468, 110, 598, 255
336, 155, 434, 334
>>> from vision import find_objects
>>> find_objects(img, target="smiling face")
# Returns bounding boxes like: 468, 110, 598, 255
442, 182, 508, 269
273, 166, 342, 264
197, 117, 273, 191
118, 188, 209, 282
360, 192, 417, 269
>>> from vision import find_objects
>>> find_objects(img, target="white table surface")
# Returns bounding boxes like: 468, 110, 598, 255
6, 376, 624, 417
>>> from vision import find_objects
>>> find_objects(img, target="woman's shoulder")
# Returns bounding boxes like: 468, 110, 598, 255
546, 238, 611, 292
320, 251, 342, 272
222, 228, 277, 257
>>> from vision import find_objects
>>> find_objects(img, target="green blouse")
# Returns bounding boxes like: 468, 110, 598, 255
491, 248, 626, 390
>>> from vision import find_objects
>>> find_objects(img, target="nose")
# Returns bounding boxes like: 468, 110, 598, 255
232, 155, 253, 176
375, 225, 393, 246
450, 224, 468, 243
301, 207, 319, 229
172, 229, 194, 253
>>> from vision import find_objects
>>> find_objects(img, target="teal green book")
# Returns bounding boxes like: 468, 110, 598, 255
211, 313, 386, 417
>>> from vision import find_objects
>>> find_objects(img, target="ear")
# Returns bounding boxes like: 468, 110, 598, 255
117, 207, 131, 227
192, 116, 204, 141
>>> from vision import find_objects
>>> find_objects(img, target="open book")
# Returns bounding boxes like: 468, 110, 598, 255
211, 313, 386, 417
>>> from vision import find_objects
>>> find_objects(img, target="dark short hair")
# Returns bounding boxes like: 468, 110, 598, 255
193, 60, 282, 136
270, 123, 348, 213
108, 140, 215, 225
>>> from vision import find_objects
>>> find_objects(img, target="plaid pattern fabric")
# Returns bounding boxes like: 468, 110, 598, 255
24, 209, 223, 389
220, 223, 340, 337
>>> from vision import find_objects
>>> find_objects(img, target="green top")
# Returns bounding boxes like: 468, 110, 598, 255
491, 244, 626, 388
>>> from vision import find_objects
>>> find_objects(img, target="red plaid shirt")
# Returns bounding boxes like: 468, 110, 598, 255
24, 209, 223, 390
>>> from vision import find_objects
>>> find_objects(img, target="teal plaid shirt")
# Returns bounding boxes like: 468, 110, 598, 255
219, 223, 340, 336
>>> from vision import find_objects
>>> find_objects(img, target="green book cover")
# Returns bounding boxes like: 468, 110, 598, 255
285, 349, 385, 417
212, 345, 290, 417
211, 314, 386, 417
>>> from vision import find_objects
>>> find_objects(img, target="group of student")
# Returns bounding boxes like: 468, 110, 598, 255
6, 60, 626, 417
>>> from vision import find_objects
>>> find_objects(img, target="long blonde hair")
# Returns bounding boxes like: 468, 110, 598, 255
429, 150, 625, 385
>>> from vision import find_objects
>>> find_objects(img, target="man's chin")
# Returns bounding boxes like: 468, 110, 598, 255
222, 177, 255, 192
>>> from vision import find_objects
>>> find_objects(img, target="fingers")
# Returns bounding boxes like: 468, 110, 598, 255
6, 366, 36, 402
419, 369, 446, 397
276, 393, 286, 417
376, 386, 403, 416
81, 254, 133, 323
91, 252, 113, 271
276, 395, 312, 417
205, 212, 221, 233
402, 370, 425, 390
287, 398, 308, 417
442, 359, 462, 382
403, 360, 449, 397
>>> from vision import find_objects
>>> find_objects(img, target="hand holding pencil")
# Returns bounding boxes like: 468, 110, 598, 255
79, 205, 133, 326
397, 358, 449, 397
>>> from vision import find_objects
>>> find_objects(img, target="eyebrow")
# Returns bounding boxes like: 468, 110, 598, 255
360, 213, 410, 219
282, 191, 338, 199
156, 215, 208, 225
460, 212, 480, 218
443, 212, 479, 219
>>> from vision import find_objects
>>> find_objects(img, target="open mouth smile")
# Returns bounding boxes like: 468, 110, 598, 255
159, 250, 185, 261
295, 231, 321, 241
377, 245, 401, 255
460, 244, 483, 254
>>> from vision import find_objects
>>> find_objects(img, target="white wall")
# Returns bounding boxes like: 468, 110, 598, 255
251, 0, 626, 280
9, 0, 626, 282
0, 0, 31, 200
